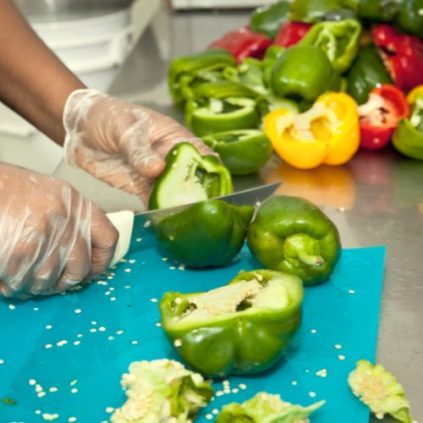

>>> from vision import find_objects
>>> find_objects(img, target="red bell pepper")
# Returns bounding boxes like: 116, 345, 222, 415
274, 22, 312, 48
372, 24, 423, 93
358, 84, 409, 150
209, 27, 272, 63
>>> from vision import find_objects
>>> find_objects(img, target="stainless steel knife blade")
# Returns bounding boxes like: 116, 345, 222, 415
106, 182, 281, 265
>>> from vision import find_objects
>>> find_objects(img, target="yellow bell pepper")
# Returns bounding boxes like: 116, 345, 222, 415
264, 92, 360, 169
407, 85, 423, 104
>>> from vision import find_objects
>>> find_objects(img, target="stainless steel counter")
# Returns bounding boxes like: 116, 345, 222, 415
55, 6, 423, 420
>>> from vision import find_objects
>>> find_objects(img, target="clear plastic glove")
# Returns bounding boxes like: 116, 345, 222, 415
0, 164, 118, 298
63, 89, 212, 205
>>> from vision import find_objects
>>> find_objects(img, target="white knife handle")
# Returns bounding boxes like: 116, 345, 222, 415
106, 211, 135, 266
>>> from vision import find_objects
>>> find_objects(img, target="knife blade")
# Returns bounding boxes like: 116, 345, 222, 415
106, 182, 281, 265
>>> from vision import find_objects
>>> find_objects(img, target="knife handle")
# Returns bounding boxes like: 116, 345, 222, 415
106, 211, 134, 266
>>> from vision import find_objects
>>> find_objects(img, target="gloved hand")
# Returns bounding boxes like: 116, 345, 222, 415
63, 89, 212, 205
0, 164, 118, 298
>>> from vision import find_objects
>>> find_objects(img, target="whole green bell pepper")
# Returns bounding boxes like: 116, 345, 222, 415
357, 0, 400, 22
250, 0, 291, 38
299, 19, 361, 73
271, 45, 341, 102
216, 392, 324, 423
396, 0, 423, 38
346, 45, 392, 104
154, 199, 254, 268
168, 49, 236, 103
203, 130, 273, 175
393, 91, 423, 160
186, 97, 259, 137
159, 269, 303, 377
148, 142, 232, 209
289, 0, 357, 23
247, 196, 341, 286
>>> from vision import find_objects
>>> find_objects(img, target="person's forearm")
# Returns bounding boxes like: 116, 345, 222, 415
0, 0, 85, 145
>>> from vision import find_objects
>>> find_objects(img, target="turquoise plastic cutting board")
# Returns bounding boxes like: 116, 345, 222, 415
0, 224, 385, 423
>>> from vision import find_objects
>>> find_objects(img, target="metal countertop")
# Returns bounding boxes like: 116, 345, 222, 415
55, 6, 423, 420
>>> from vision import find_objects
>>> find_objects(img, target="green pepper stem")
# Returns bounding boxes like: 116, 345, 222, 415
283, 234, 325, 267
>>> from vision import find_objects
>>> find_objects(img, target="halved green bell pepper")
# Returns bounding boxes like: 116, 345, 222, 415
148, 142, 232, 209
186, 97, 259, 137
168, 49, 236, 103
247, 196, 341, 286
160, 269, 303, 377
250, 0, 291, 38
216, 392, 324, 423
271, 45, 341, 102
346, 45, 392, 104
393, 91, 423, 160
289, 0, 357, 23
203, 130, 273, 175
154, 199, 254, 268
191, 81, 258, 100
299, 19, 361, 73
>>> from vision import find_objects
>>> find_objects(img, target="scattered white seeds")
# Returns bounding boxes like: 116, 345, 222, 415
131, 340, 139, 345
338, 354, 346, 361
45, 344, 53, 349
0, 359, 4, 365
77, 334, 83, 338
309, 392, 317, 398
129, 259, 136, 264
348, 289, 356, 294
124, 268, 132, 273
169, 266, 176, 270
91, 321, 97, 325
56, 340, 68, 347
49, 387, 58, 393
70, 380, 78, 386
124, 285, 131, 289
29, 379, 37, 386
291, 380, 298, 386
334, 344, 343, 350
33, 307, 40, 311
238, 383, 247, 390
107, 336, 115, 341
150, 298, 158, 303
305, 369, 310, 373
42, 412, 59, 421
105, 407, 114, 413
68, 418, 77, 422
35, 385, 43, 393
8, 304, 16, 310
45, 325, 53, 330
155, 322, 162, 327
74, 309, 82, 314
212, 408, 219, 415
136, 238, 142, 242
178, 265, 186, 271
162, 257, 168, 261
316, 369, 328, 378
99, 327, 106, 332
35, 410, 42, 415
70, 388, 78, 394
116, 330, 124, 335
206, 414, 213, 420
73, 341, 81, 346
144, 220, 151, 228
216, 391, 224, 397
231, 388, 239, 394
174, 339, 182, 347
37, 392, 46, 398
110, 297, 117, 302
310, 329, 318, 334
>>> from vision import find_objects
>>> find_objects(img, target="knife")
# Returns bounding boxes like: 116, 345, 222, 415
106, 182, 281, 266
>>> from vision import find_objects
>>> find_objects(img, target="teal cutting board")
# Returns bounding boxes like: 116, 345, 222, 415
0, 224, 385, 423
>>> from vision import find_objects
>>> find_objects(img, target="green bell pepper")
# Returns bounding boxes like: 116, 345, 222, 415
216, 392, 324, 423
250, 0, 291, 38
191, 81, 258, 100
396, 0, 423, 38
203, 130, 273, 175
247, 196, 341, 286
186, 97, 259, 137
148, 142, 232, 209
154, 199, 254, 268
393, 92, 423, 160
160, 269, 303, 377
271, 45, 341, 102
111, 359, 213, 423
299, 19, 361, 73
262, 44, 285, 89
289, 0, 357, 23
168, 49, 236, 103
357, 0, 400, 22
346, 45, 392, 104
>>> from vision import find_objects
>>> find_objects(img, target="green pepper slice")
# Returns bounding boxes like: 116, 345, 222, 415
271, 45, 340, 102
154, 199, 254, 268
346, 45, 392, 104
168, 49, 236, 103
393, 93, 423, 160
148, 142, 232, 210
160, 269, 303, 377
247, 196, 341, 286
250, 0, 291, 38
203, 130, 273, 175
186, 97, 259, 137
300, 19, 361, 73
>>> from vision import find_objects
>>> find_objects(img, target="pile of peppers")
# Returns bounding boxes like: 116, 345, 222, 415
168, 0, 423, 167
